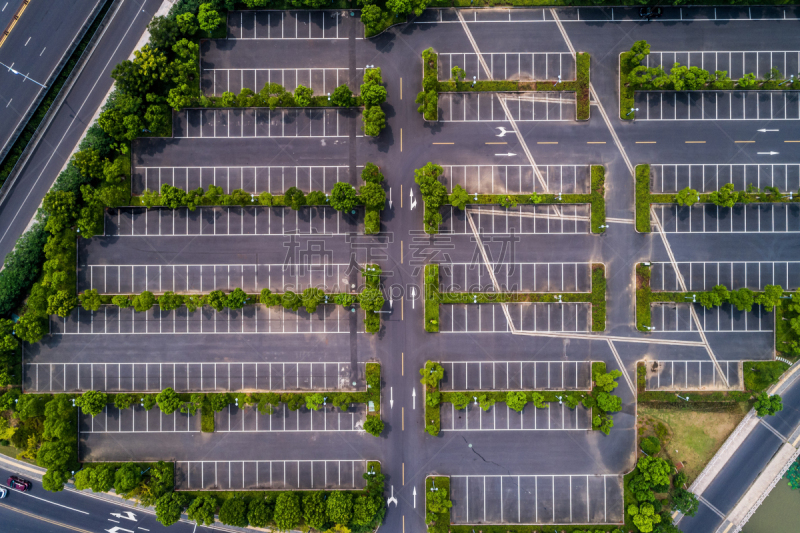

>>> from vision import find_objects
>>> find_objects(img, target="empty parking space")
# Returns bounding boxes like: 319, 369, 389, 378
50, 304, 356, 335
202, 67, 360, 97
645, 360, 743, 391
175, 459, 368, 491
133, 165, 354, 195
172, 108, 357, 138
439, 262, 592, 293
227, 10, 359, 40
80, 405, 199, 433
650, 302, 771, 332
652, 203, 800, 233
214, 404, 365, 433
438, 52, 575, 81
634, 91, 800, 120
449, 474, 623, 525
105, 207, 362, 236
440, 205, 590, 234
650, 164, 800, 193
24, 361, 361, 393
82, 263, 353, 294
440, 361, 592, 391
643, 51, 800, 81
441, 401, 591, 431
440, 165, 590, 195
650, 261, 800, 291
438, 92, 575, 122
440, 303, 591, 333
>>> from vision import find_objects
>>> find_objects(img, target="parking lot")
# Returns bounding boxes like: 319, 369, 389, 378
439, 262, 592, 293
438, 92, 575, 122
449, 474, 623, 525
80, 263, 353, 294
644, 360, 743, 391
440, 401, 591, 431
642, 50, 800, 81
175, 459, 369, 491
80, 405, 199, 433
440, 205, 590, 235
104, 207, 363, 236
440, 165, 590, 195
132, 165, 355, 196
651, 203, 800, 233
650, 261, 800, 291
24, 361, 361, 393
440, 303, 592, 333
438, 52, 575, 81
633, 90, 800, 121
650, 302, 771, 333
226, 10, 360, 40
50, 304, 357, 335
649, 164, 800, 193
214, 403, 365, 433
172, 108, 358, 138
440, 360, 592, 391
202, 67, 360, 97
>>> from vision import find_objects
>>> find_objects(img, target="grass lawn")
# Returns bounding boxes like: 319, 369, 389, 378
743, 361, 790, 393
0, 444, 37, 466
639, 402, 750, 485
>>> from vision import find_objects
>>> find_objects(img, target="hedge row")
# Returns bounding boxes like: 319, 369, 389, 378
424, 264, 440, 332
591, 264, 606, 332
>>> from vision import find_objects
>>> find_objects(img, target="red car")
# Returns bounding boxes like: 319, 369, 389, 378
7, 476, 32, 491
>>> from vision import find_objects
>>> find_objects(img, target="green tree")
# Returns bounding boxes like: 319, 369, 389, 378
14, 314, 46, 343
187, 494, 217, 526
294, 85, 314, 107
506, 391, 528, 412
226, 288, 248, 309
420, 361, 444, 387
156, 492, 187, 526
156, 388, 182, 414
729, 287, 756, 312
738, 72, 758, 89
208, 392, 231, 412
362, 106, 386, 137
273, 492, 302, 530
73, 149, 104, 180
47, 290, 77, 317
426, 486, 452, 525
359, 182, 386, 210
709, 183, 738, 208
302, 491, 327, 530
197, 3, 222, 32
359, 287, 384, 312
219, 497, 249, 527
327, 491, 354, 525
206, 290, 226, 312
76, 390, 107, 417
112, 295, 132, 308
364, 415, 384, 436
361, 82, 387, 107
247, 497, 274, 527
42, 468, 71, 492
451, 65, 466, 82
306, 190, 326, 205
754, 392, 783, 417
113, 393, 134, 410
353, 494, 382, 526
361, 162, 384, 184
360, 5, 383, 32
449, 184, 470, 209
641, 436, 661, 456
115, 463, 142, 494
637, 456, 671, 487
697, 284, 729, 309
282, 290, 302, 312
756, 284, 783, 311
596, 392, 622, 412
331, 182, 359, 212
334, 293, 356, 309
132, 291, 156, 312
594, 369, 622, 393
676, 187, 699, 206
305, 392, 325, 411
79, 289, 102, 311
158, 291, 184, 311
628, 503, 661, 533
43, 191, 78, 233
301, 288, 325, 313
330, 84, 354, 107
285, 187, 306, 210
176, 12, 198, 35
627, 40, 651, 69
672, 488, 699, 517
387, 0, 411, 15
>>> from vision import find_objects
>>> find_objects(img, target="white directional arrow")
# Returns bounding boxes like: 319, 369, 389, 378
111, 512, 137, 522
106, 528, 134, 533
757, 152, 780, 155
409, 189, 417, 210
494, 152, 517, 157
757, 129, 779, 132
412, 388, 416, 410
411, 287, 416, 310
390, 387, 394, 409
495, 126, 511, 137
387, 485, 398, 507
413, 486, 417, 508
389, 298, 393, 309
389, 187, 392, 209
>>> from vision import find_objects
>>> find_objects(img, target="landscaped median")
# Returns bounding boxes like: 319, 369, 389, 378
423, 262, 607, 333
634, 262, 786, 332
419, 361, 621, 437
417, 47, 591, 121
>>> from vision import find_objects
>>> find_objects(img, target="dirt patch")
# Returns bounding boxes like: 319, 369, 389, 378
639, 403, 749, 485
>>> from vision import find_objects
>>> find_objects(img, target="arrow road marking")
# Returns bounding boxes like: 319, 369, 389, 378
409, 189, 416, 210
111, 512, 137, 522
757, 151, 779, 155
389, 187, 392, 208
413, 486, 417, 508
410, 287, 416, 310
494, 152, 517, 156
387, 485, 398, 507
106, 528, 134, 533
758, 129, 779, 132
495, 126, 511, 137
390, 387, 394, 409
412, 388, 416, 410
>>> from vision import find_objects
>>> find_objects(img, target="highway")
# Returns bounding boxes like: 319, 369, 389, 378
0, 0, 104, 162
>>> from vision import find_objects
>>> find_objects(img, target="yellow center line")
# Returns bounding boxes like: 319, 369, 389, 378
432, 142, 454, 145
400, 128, 402, 152
486, 142, 506, 144
402, 462, 405, 484
400, 242, 403, 264
402, 407, 404, 431
685, 141, 706, 144
401, 352, 404, 375
636, 141, 656, 144
0, 502, 92, 533
0, 0, 31, 50
400, 185, 402, 208
587, 142, 606, 144
400, 78, 402, 100
735, 140, 755, 143
786, 140, 800, 143
537, 142, 558, 144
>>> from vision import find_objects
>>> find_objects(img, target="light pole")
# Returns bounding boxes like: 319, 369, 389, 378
626, 107, 639, 117
471, 75, 476, 88
0, 61, 47, 88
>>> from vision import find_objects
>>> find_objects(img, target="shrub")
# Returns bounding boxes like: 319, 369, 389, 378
132, 291, 156, 312
156, 388, 182, 414
361, 162, 384, 183
155, 492, 187, 527
219, 497, 248, 527
187, 494, 216, 526
75, 390, 107, 417
641, 436, 661, 455
506, 391, 527, 412
326, 491, 353, 525
302, 491, 327, 530
114, 463, 142, 495
273, 492, 301, 530
247, 497, 274, 528
364, 415, 384, 436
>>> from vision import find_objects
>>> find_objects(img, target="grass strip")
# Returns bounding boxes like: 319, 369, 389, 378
590, 165, 605, 233
636, 263, 652, 331
635, 164, 651, 232
591, 264, 606, 331
620, 51, 636, 120
424, 264, 440, 332
0, 0, 114, 187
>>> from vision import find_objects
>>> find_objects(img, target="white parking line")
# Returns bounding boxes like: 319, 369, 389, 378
439, 360, 592, 391
86, 263, 353, 294
650, 164, 800, 193
440, 165, 590, 194
438, 52, 574, 81
439, 262, 592, 293
650, 261, 800, 291
651, 302, 771, 333
25, 361, 360, 392
646, 360, 743, 391
652, 203, 800, 233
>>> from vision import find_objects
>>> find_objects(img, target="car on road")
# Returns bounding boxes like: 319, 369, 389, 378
0, 486, 7, 498
7, 476, 32, 491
